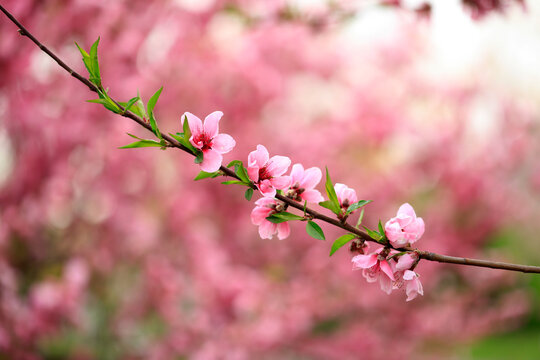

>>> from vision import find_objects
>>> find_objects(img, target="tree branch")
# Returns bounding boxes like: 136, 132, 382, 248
2, 4, 540, 274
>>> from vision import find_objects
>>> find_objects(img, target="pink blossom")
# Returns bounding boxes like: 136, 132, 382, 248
250, 197, 290, 240
247, 145, 291, 198
334, 183, 358, 212
384, 203, 425, 247
352, 249, 395, 294
287, 164, 324, 203
182, 111, 236, 172
402, 270, 423, 301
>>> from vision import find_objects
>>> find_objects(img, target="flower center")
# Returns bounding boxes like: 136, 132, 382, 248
193, 132, 213, 150
258, 166, 272, 181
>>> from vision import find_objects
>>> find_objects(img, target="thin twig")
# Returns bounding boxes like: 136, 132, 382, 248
2, 4, 540, 274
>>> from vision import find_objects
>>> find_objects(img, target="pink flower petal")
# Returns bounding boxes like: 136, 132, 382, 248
277, 222, 290, 240
398, 203, 416, 218
212, 133, 236, 154
251, 207, 273, 225
255, 197, 275, 207
351, 253, 378, 269
403, 270, 416, 281
379, 260, 396, 281
265, 156, 291, 177
379, 274, 393, 295
248, 166, 260, 183
300, 189, 324, 203
203, 111, 223, 138
182, 112, 203, 136
258, 220, 276, 239
248, 145, 269, 169
290, 164, 304, 185
299, 167, 322, 190
270, 175, 291, 190
200, 148, 223, 173
258, 180, 276, 198
396, 254, 416, 271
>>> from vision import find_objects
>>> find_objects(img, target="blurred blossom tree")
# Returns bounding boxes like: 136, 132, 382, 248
1, 0, 539, 359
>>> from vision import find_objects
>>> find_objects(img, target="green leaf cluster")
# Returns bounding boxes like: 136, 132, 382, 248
76, 38, 101, 87
118, 133, 166, 150
363, 220, 388, 244
319, 167, 341, 215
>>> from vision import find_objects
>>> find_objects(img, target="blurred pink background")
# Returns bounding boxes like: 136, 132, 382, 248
1, 0, 540, 359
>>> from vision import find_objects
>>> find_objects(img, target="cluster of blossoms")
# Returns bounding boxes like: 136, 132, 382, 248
186, 112, 426, 301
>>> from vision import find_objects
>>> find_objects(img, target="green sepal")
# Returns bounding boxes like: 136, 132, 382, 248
194, 151, 204, 164
266, 212, 305, 224
330, 233, 356, 256
346, 200, 372, 215
244, 188, 254, 201
306, 220, 325, 240
194, 171, 221, 181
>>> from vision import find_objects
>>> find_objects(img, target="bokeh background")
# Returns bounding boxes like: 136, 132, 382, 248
1, 0, 540, 359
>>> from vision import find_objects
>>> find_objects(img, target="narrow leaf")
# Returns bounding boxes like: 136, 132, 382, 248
227, 160, 243, 168
182, 115, 192, 141
363, 226, 382, 241
244, 188, 254, 201
378, 220, 385, 237
119, 140, 163, 149
324, 167, 341, 215
330, 234, 356, 256
355, 208, 365, 228
147, 87, 164, 140
123, 96, 140, 114
346, 200, 372, 215
194, 171, 220, 181
88, 37, 101, 86
319, 200, 340, 215
169, 133, 197, 154
306, 221, 325, 240
221, 180, 247, 185
266, 212, 305, 224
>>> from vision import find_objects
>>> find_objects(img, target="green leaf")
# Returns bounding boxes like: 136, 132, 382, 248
169, 133, 197, 154
87, 98, 120, 113
266, 212, 305, 224
227, 160, 243, 168
245, 188, 254, 201
75, 42, 89, 58
346, 200, 372, 215
182, 115, 192, 140
306, 220, 325, 240
355, 208, 365, 228
330, 234, 356, 256
119, 140, 163, 149
378, 220, 386, 238
319, 200, 340, 214
147, 87, 164, 140
122, 96, 140, 114
234, 163, 250, 183
88, 37, 101, 87
194, 151, 204, 164
194, 171, 220, 181
221, 180, 247, 185
324, 167, 341, 215
363, 226, 383, 241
